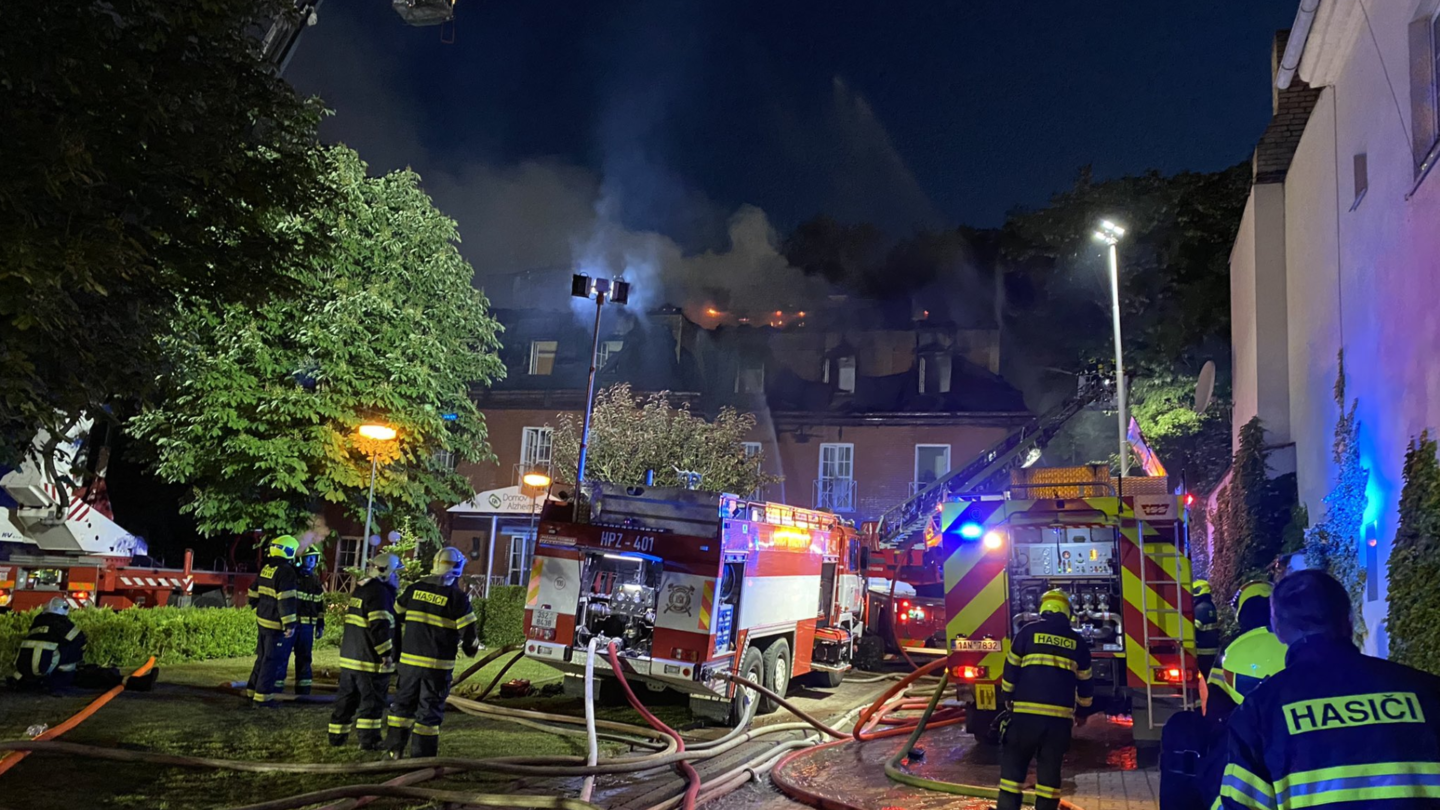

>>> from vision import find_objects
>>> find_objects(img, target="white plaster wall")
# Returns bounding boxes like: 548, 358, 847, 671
1231, 195, 1260, 451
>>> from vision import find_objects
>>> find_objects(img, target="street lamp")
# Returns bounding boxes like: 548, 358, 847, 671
355, 422, 398, 570
571, 273, 631, 485
1093, 219, 1129, 477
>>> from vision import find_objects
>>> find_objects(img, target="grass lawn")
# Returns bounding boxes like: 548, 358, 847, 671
0, 647, 688, 810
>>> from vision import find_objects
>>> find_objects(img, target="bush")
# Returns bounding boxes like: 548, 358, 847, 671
1, 606, 258, 676
474, 585, 526, 648
1388, 432, 1440, 674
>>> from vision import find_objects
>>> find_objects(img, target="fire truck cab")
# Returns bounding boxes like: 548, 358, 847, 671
523, 484, 867, 725
941, 465, 1196, 745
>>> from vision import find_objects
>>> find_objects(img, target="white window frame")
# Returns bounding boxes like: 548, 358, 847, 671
835, 356, 856, 393
336, 536, 361, 571
434, 448, 457, 471
520, 426, 553, 470
596, 339, 623, 369
914, 444, 951, 486
528, 340, 558, 375
817, 443, 855, 512
742, 442, 764, 499
507, 532, 534, 586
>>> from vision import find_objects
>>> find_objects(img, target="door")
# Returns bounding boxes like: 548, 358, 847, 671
506, 532, 535, 586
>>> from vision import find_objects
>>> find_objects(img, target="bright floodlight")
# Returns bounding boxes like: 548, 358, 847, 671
1094, 219, 1126, 246
357, 423, 397, 441
982, 530, 1005, 550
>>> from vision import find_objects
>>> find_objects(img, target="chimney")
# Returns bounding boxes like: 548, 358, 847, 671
1254, 29, 1322, 184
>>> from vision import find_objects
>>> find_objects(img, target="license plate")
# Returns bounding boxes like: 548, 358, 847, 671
975, 684, 997, 711
954, 638, 1001, 652
532, 609, 556, 629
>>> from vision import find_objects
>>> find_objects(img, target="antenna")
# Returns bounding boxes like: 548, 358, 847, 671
1194, 360, 1216, 414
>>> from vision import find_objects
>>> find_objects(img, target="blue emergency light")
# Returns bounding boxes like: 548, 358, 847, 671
958, 521, 984, 540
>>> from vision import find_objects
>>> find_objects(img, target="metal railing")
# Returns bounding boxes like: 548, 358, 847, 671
815, 479, 857, 512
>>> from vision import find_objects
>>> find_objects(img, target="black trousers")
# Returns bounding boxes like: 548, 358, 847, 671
247, 627, 294, 704
997, 712, 1072, 810
290, 624, 316, 694
330, 668, 392, 748
385, 663, 454, 758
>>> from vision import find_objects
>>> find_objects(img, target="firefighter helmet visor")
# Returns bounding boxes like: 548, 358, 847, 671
1039, 589, 1072, 617
269, 535, 300, 560
432, 547, 467, 581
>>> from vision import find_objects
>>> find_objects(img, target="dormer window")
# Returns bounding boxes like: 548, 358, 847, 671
736, 360, 765, 394
824, 355, 857, 393
918, 353, 951, 394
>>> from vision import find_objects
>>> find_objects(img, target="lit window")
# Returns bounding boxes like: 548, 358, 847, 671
528, 340, 557, 375
836, 356, 856, 393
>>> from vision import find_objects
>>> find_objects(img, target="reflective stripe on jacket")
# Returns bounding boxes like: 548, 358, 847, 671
339, 578, 397, 672
1001, 612, 1093, 719
395, 578, 478, 671
252, 561, 299, 630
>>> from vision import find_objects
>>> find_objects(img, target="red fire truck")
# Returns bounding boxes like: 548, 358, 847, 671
522, 484, 868, 724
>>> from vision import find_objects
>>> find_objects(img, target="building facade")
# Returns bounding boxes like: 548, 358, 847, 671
1230, 1, 1440, 650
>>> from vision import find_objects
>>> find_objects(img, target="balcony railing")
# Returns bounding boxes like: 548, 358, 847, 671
815, 478, 857, 512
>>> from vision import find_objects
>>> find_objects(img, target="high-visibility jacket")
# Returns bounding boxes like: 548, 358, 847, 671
1220, 634, 1440, 810
297, 570, 326, 634
1001, 613, 1093, 720
1208, 627, 1287, 707
394, 577, 479, 670
247, 560, 299, 631
1194, 595, 1220, 658
340, 578, 397, 673
15, 613, 85, 677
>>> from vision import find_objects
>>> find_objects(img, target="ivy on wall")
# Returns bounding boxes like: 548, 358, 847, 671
1303, 352, 1368, 642
1387, 432, 1440, 674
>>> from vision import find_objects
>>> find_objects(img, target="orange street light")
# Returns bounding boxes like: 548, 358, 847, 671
357, 423, 398, 441
355, 422, 397, 569
522, 471, 552, 488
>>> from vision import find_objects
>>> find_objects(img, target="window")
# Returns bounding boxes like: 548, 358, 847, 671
528, 340, 557, 375
1408, 10, 1440, 177
434, 448, 456, 471
914, 445, 950, 488
825, 355, 856, 393
507, 532, 534, 586
597, 339, 623, 369
736, 361, 765, 394
1352, 153, 1368, 209
520, 427, 553, 470
336, 536, 361, 571
918, 355, 952, 394
817, 443, 855, 512
743, 442, 764, 498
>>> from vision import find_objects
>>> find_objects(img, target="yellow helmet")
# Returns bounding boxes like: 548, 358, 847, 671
1193, 579, 1212, 597
1039, 589, 1072, 618
432, 546, 468, 582
1234, 580, 1273, 613
268, 535, 300, 560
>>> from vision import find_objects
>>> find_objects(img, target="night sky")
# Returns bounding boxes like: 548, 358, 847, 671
287, 1, 1299, 283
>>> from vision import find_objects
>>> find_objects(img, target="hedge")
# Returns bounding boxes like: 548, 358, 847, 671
1, 606, 256, 676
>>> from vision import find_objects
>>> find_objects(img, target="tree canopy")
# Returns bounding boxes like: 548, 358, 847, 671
131, 146, 504, 538
0, 0, 327, 463
551, 384, 777, 496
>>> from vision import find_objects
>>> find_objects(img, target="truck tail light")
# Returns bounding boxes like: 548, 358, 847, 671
1153, 666, 1184, 683
0, 591, 9, 607
671, 648, 699, 662
71, 591, 89, 601
952, 665, 988, 680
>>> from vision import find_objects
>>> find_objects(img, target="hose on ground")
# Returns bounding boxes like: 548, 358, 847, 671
470, 650, 528, 701
314, 767, 461, 810
225, 783, 602, 810
0, 656, 157, 777
606, 641, 700, 810
451, 645, 523, 690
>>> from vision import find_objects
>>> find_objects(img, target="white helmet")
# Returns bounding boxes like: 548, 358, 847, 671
45, 596, 69, 616
367, 553, 402, 586
432, 547, 467, 585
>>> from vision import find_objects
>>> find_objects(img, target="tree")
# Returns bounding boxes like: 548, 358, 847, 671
0, 0, 327, 464
1387, 432, 1440, 674
1303, 352, 1368, 639
551, 384, 778, 495
1129, 371, 1232, 493
131, 147, 504, 539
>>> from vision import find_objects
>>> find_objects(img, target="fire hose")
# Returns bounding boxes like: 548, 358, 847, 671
0, 656, 157, 777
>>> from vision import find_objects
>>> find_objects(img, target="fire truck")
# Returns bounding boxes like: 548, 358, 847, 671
522, 484, 868, 725
941, 465, 1196, 744
0, 419, 255, 610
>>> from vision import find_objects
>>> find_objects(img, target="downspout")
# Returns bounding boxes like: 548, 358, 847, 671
1276, 0, 1322, 89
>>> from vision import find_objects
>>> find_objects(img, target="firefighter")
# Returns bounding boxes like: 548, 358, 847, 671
1192, 579, 1220, 678
9, 598, 85, 692
1220, 569, 1440, 810
1206, 580, 1286, 725
245, 534, 300, 707
330, 553, 401, 750
384, 547, 480, 759
996, 588, 1093, 810
288, 545, 326, 695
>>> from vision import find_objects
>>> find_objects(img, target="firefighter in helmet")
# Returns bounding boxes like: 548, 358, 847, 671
384, 547, 480, 758
288, 544, 326, 695
246, 534, 300, 706
1206, 580, 1286, 725
330, 553, 401, 750
1192, 579, 1220, 678
996, 588, 1094, 810
9, 598, 85, 692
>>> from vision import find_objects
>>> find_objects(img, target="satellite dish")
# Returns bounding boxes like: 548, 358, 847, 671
1194, 360, 1217, 413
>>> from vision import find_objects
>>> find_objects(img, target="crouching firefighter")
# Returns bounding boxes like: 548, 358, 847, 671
246, 534, 300, 706
996, 588, 1093, 810
330, 553, 401, 750
385, 547, 480, 759
289, 545, 326, 695
9, 598, 85, 692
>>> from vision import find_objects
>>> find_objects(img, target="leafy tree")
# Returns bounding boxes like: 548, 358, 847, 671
1209, 417, 1293, 604
551, 384, 778, 496
131, 147, 504, 538
0, 0, 326, 463
1387, 432, 1440, 674
1129, 372, 1232, 493
1303, 352, 1368, 638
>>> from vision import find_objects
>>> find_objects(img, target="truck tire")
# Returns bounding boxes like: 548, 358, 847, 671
854, 635, 884, 672
727, 647, 765, 726
760, 638, 791, 714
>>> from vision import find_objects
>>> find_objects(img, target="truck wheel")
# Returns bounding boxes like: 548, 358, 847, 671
854, 635, 884, 672
727, 647, 765, 726
760, 639, 791, 714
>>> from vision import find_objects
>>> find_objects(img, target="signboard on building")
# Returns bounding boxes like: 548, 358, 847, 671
449, 485, 541, 516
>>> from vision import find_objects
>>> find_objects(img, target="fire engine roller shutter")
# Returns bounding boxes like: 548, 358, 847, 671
1116, 496, 1194, 688
527, 552, 580, 617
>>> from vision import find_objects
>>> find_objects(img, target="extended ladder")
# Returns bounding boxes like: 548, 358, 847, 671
1137, 508, 1193, 728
